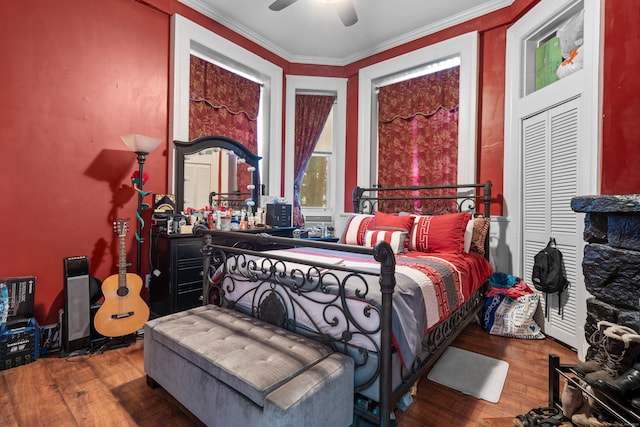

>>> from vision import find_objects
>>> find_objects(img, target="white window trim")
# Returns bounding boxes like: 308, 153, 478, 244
357, 31, 479, 187
284, 76, 347, 221
170, 14, 283, 197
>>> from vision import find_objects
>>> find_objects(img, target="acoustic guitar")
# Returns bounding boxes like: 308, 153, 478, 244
94, 219, 150, 337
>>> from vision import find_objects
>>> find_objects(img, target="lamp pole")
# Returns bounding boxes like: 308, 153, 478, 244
120, 133, 161, 278
134, 151, 147, 276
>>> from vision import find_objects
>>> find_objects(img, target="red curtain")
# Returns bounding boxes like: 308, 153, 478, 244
377, 67, 460, 198
293, 94, 335, 227
189, 56, 261, 197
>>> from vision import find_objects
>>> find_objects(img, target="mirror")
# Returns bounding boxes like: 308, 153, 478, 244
174, 135, 261, 213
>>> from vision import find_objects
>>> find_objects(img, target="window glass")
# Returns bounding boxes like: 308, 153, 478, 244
301, 106, 334, 209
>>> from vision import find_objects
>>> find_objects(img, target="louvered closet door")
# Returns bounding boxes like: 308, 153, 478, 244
522, 96, 581, 349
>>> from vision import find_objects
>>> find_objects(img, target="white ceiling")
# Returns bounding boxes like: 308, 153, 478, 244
179, 0, 514, 66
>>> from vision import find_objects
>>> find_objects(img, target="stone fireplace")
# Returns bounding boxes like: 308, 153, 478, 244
571, 194, 640, 352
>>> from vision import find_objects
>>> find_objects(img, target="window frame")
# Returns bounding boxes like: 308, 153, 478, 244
170, 14, 283, 197
357, 31, 479, 187
284, 76, 347, 221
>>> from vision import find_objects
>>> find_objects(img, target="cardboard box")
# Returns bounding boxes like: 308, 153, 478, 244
0, 277, 35, 321
535, 36, 562, 90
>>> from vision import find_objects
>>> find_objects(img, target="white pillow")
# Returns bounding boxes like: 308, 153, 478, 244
363, 230, 408, 254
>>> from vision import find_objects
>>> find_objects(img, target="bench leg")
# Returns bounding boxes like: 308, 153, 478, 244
146, 375, 160, 389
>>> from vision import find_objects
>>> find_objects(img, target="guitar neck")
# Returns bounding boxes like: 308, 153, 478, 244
118, 234, 128, 287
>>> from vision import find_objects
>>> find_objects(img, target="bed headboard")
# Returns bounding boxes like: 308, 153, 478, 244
352, 181, 492, 218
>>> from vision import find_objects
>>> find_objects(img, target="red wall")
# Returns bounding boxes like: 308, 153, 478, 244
2, 0, 638, 326
601, 0, 640, 194
1, 0, 170, 324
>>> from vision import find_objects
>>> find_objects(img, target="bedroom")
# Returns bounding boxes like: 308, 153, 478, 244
1, 0, 639, 425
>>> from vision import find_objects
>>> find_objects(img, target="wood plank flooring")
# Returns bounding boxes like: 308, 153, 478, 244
0, 323, 577, 427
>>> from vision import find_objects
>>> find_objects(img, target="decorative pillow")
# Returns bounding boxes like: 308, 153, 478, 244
363, 230, 408, 254
408, 212, 472, 254
372, 211, 414, 232
463, 218, 475, 253
469, 216, 491, 257
340, 214, 375, 246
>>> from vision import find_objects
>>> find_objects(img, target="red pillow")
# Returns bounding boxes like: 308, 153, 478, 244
341, 214, 375, 246
371, 211, 414, 232
408, 212, 472, 254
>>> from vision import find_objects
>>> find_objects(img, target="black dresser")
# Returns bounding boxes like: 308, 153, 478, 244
149, 233, 203, 317
149, 227, 296, 317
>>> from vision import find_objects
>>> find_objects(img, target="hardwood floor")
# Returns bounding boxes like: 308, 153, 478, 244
395, 323, 577, 426
0, 323, 577, 427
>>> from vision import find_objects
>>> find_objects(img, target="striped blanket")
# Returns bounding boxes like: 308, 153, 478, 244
217, 247, 493, 367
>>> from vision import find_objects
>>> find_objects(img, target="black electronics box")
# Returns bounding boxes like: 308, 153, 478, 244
1, 317, 39, 370
1, 276, 35, 321
266, 204, 292, 227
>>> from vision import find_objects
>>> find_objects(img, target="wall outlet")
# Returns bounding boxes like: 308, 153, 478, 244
145, 273, 151, 289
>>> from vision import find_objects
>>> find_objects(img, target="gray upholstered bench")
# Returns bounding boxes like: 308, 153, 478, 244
144, 305, 354, 427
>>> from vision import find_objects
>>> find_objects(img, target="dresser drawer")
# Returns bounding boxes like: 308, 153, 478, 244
176, 262, 203, 286
176, 239, 202, 260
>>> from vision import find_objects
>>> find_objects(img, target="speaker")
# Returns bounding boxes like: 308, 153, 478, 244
62, 256, 91, 355
266, 203, 292, 227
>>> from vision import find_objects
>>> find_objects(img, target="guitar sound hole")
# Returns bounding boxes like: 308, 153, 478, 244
117, 287, 129, 297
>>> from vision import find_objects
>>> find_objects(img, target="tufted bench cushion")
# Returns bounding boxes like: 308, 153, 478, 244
144, 305, 354, 426
147, 305, 333, 407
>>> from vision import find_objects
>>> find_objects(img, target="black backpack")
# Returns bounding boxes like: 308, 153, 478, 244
531, 237, 570, 316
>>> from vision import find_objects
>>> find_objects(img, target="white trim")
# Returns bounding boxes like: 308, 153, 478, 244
170, 14, 283, 197
504, 0, 601, 272
503, 0, 602, 359
357, 31, 479, 188
178, 0, 512, 66
284, 75, 347, 218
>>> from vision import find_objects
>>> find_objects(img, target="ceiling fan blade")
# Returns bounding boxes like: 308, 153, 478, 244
334, 0, 358, 27
268, 0, 299, 11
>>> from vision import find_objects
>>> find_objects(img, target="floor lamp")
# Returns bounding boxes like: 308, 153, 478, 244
121, 134, 162, 276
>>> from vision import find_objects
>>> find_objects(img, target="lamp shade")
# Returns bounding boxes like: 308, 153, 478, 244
121, 134, 162, 154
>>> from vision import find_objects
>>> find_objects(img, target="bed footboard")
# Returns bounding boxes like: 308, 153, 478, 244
197, 227, 398, 426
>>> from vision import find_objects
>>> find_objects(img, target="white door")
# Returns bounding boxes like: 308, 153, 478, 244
184, 152, 218, 210
522, 97, 581, 348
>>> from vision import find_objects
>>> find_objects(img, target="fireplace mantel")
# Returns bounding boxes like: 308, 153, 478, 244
571, 194, 640, 350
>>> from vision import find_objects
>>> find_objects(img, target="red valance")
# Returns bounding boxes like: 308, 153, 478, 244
378, 67, 459, 123
190, 56, 260, 121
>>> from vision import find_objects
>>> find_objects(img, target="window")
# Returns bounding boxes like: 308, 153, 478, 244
301, 105, 334, 208
358, 31, 479, 187
376, 60, 460, 189
284, 76, 346, 221
170, 14, 283, 197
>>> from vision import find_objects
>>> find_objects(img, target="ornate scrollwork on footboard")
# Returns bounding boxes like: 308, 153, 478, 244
206, 246, 387, 393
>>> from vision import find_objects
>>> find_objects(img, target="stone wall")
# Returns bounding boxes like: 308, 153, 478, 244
571, 195, 640, 352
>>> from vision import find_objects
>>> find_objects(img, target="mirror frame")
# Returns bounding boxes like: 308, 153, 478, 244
174, 135, 261, 212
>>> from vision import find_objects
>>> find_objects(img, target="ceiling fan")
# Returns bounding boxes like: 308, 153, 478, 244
268, 0, 358, 27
